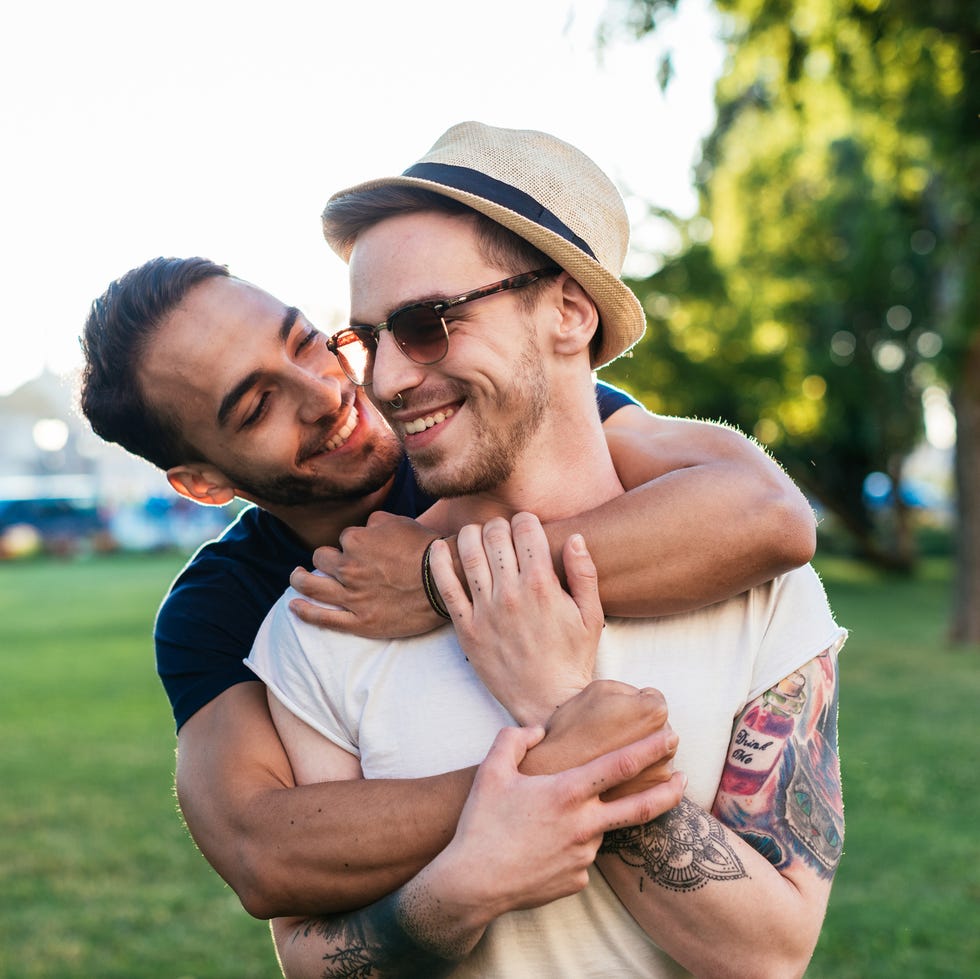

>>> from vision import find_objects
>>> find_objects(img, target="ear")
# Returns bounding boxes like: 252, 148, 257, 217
552, 275, 600, 358
166, 464, 237, 507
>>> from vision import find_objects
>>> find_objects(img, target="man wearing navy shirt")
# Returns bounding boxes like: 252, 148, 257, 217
80, 256, 816, 920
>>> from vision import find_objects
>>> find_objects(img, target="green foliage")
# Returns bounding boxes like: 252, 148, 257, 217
2, 553, 977, 976
604, 0, 979, 567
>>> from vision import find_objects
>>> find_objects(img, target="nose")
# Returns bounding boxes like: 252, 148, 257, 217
296, 357, 345, 424
370, 331, 426, 408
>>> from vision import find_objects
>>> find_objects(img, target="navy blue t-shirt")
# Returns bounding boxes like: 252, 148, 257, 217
155, 381, 639, 731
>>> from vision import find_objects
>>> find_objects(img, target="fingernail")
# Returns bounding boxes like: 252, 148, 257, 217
571, 534, 586, 553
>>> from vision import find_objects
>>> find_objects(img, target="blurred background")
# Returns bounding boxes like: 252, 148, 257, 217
1, 1, 977, 976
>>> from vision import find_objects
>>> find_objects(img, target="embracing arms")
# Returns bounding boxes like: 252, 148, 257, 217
175, 406, 814, 921
288, 408, 815, 635
596, 649, 843, 978
266, 705, 683, 978
175, 644, 673, 919
431, 515, 844, 977
175, 682, 470, 918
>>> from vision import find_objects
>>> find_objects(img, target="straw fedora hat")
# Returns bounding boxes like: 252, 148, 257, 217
322, 121, 646, 368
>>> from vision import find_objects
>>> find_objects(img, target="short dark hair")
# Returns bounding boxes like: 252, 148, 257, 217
323, 187, 553, 311
79, 256, 229, 470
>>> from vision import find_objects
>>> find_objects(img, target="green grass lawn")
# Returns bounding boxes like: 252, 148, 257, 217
1, 550, 977, 977
0, 552, 277, 979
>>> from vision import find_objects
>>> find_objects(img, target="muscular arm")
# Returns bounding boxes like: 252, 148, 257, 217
596, 650, 844, 977
176, 675, 672, 919
549, 407, 816, 615
289, 409, 815, 634
175, 681, 470, 919
267, 696, 684, 979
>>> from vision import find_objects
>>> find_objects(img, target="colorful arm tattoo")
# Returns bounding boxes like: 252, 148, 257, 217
600, 648, 843, 893
713, 648, 844, 878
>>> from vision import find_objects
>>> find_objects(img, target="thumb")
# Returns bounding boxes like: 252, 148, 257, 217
481, 725, 546, 777
562, 534, 603, 631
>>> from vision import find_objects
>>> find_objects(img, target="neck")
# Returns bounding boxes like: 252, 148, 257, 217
259, 477, 396, 550
422, 382, 624, 535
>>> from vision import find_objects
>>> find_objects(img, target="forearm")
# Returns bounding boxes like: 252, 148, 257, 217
176, 678, 651, 919
274, 869, 479, 979
175, 683, 474, 918
217, 773, 473, 919
292, 415, 816, 636
597, 798, 829, 978
274, 723, 688, 978
543, 462, 812, 616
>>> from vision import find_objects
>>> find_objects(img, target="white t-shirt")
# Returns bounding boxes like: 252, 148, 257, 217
248, 564, 845, 977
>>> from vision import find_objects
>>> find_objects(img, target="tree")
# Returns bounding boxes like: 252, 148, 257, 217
604, 0, 980, 638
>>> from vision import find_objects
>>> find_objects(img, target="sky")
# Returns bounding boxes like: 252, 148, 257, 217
0, 0, 724, 398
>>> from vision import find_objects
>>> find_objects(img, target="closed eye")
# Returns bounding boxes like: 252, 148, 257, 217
240, 391, 270, 430
296, 328, 320, 354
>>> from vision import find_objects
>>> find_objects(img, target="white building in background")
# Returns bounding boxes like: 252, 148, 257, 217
0, 369, 232, 554
0, 368, 169, 501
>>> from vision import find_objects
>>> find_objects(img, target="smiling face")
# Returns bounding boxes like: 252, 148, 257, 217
138, 276, 402, 508
348, 211, 552, 500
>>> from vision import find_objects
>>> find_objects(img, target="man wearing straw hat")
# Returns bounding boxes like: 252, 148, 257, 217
248, 122, 846, 976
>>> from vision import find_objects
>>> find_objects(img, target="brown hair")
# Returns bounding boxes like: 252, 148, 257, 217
79, 257, 229, 470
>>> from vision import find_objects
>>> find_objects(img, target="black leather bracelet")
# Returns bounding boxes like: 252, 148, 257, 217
421, 539, 452, 620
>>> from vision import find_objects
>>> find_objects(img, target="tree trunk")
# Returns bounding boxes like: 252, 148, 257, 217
950, 331, 980, 645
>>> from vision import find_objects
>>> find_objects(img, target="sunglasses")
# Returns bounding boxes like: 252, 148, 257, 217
325, 266, 561, 387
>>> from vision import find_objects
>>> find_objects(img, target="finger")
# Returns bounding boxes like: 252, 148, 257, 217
568, 729, 680, 802
289, 567, 343, 601
482, 516, 519, 592
509, 512, 555, 580
561, 534, 603, 632
429, 538, 471, 623
288, 596, 351, 625
600, 771, 688, 833
456, 523, 492, 603
480, 724, 547, 777
310, 545, 342, 575
365, 510, 399, 528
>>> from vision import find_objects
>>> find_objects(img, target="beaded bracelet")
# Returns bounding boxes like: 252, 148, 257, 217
421, 538, 452, 620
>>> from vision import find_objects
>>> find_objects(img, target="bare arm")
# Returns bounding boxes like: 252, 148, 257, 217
287, 410, 815, 634
596, 651, 844, 977
432, 517, 842, 973
174, 681, 470, 919
549, 407, 816, 615
268, 699, 684, 979
176, 674, 675, 919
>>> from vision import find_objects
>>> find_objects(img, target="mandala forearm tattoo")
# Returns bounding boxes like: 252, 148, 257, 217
293, 887, 459, 979
599, 797, 748, 893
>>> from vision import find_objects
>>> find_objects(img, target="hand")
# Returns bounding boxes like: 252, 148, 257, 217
429, 512, 605, 725
288, 512, 445, 638
523, 679, 678, 801
422, 724, 687, 925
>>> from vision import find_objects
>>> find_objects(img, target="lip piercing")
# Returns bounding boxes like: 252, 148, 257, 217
387, 393, 404, 409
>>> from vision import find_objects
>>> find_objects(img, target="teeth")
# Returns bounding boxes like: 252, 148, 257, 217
404, 408, 453, 435
325, 405, 359, 451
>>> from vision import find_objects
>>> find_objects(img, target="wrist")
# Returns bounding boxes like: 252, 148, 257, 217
422, 538, 452, 620
511, 679, 592, 730
407, 852, 498, 953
